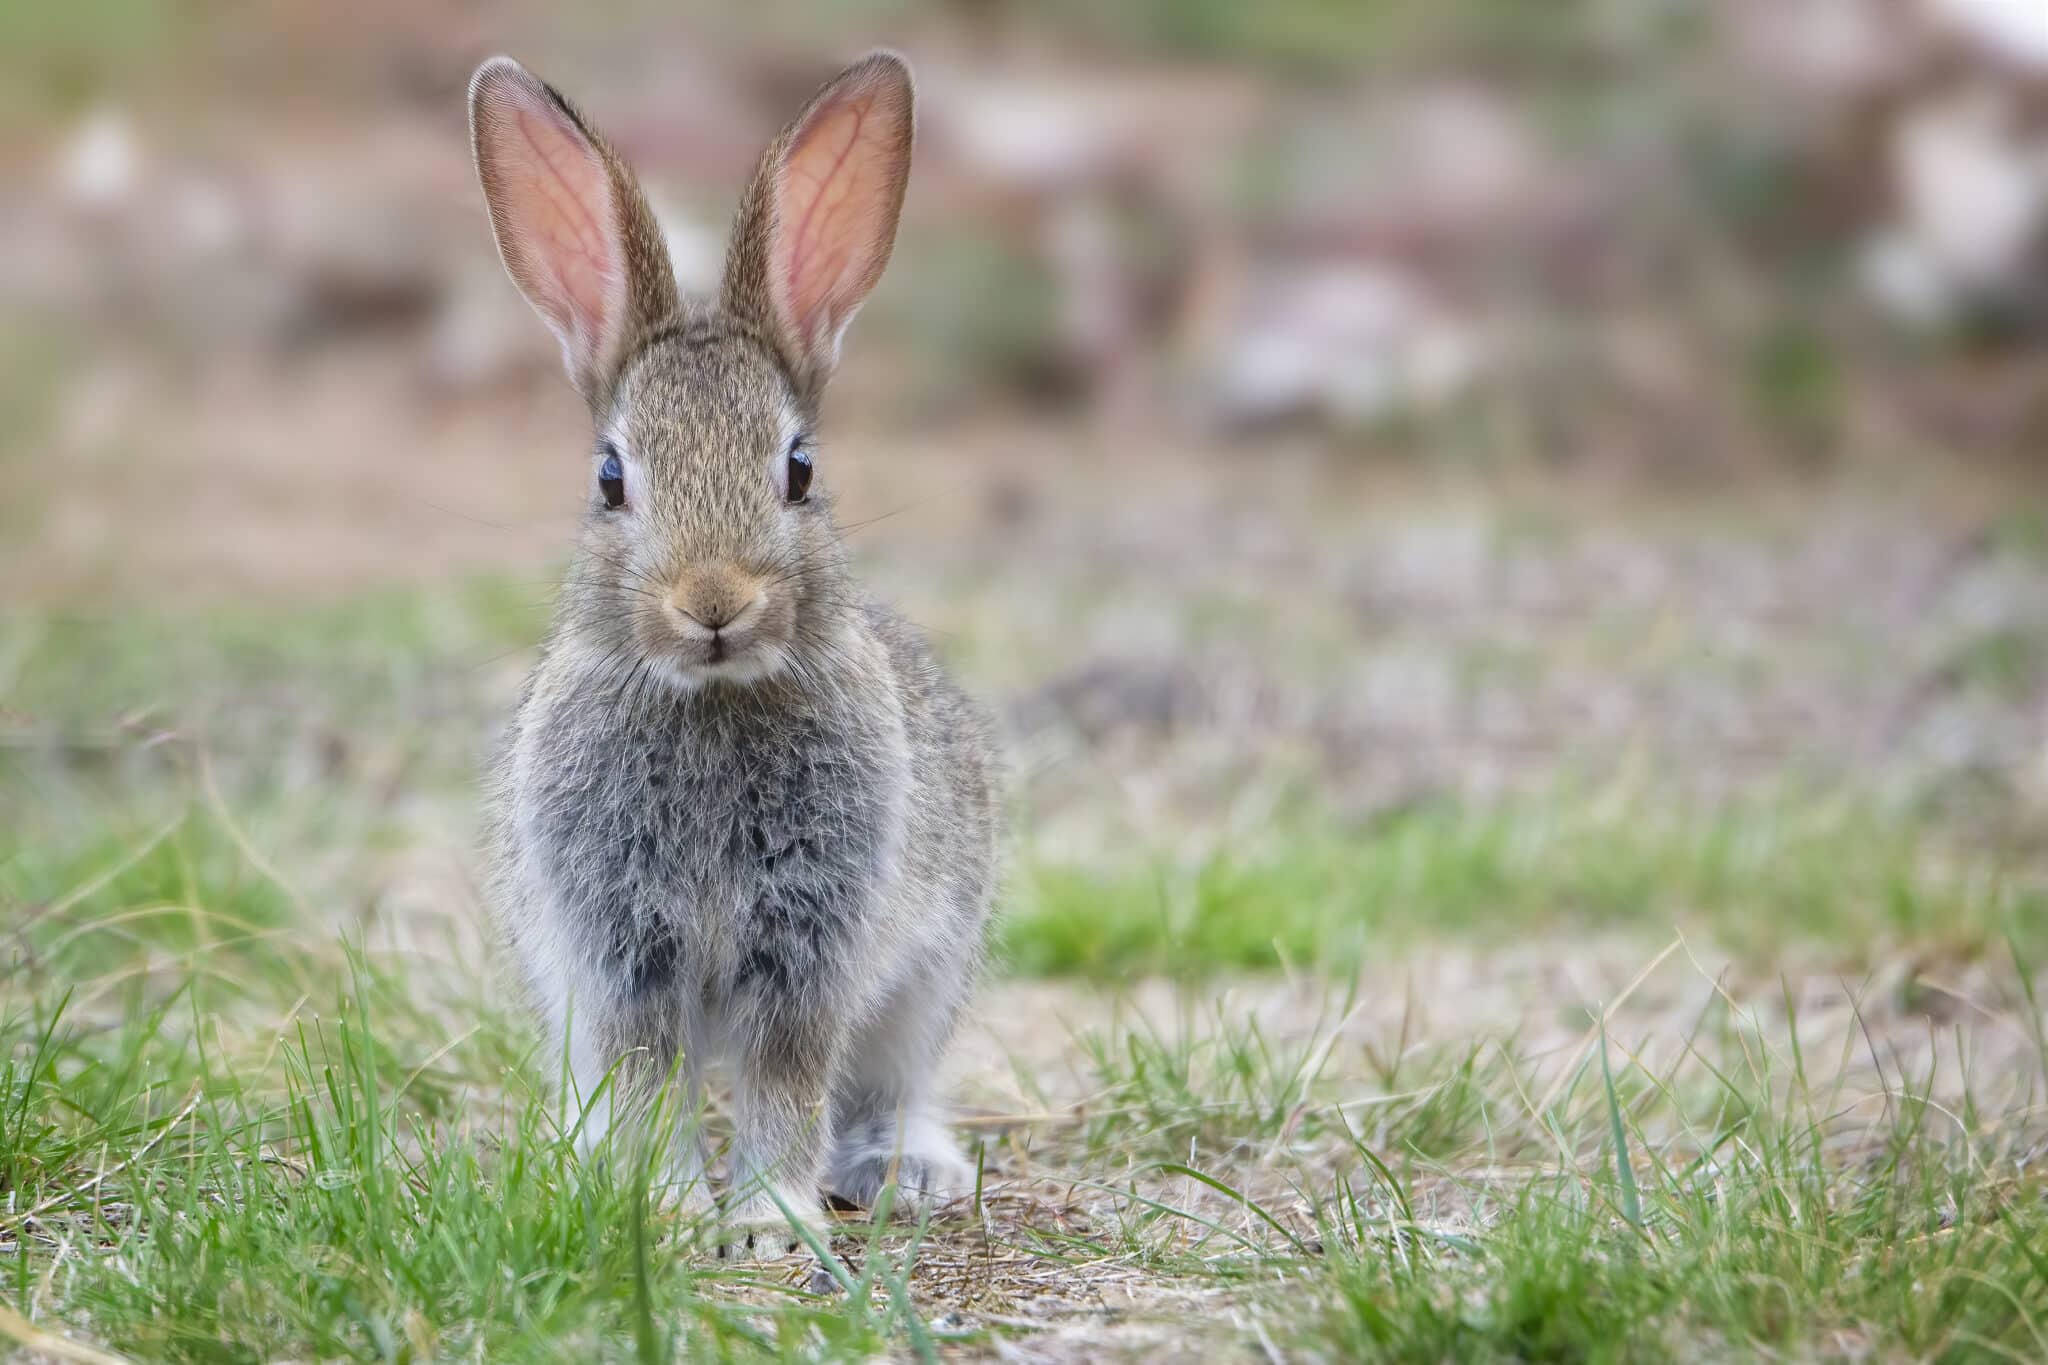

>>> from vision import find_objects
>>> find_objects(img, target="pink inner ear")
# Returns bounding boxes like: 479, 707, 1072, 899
477, 70, 622, 370
508, 109, 617, 346
771, 84, 905, 357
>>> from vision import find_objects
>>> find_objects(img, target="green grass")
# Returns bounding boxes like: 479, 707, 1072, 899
8, 839, 2039, 1358
0, 0, 181, 118
0, 961, 948, 1361
3, 775, 2045, 1359
1294, 1011, 2048, 1363
4, 580, 2046, 1358
1022, 0, 1626, 75
1010, 959, 2048, 1362
0, 576, 545, 735
1305, 1164, 2048, 1361
1004, 797, 2044, 976
1945, 626, 2048, 700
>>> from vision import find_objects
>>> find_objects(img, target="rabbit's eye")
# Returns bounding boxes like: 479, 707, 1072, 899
598, 445, 625, 509
785, 447, 813, 505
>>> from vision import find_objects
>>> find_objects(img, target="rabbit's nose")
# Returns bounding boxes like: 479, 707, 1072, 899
681, 603, 737, 632
667, 572, 765, 637
668, 597, 740, 635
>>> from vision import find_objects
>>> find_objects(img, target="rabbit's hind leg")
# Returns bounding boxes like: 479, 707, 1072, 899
825, 972, 973, 1218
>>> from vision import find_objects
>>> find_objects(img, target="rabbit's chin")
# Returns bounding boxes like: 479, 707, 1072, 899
642, 642, 796, 695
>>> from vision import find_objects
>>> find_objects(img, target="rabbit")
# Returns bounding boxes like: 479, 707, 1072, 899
468, 50, 1000, 1257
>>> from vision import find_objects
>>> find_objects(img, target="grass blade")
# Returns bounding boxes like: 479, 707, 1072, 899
1600, 1026, 1643, 1232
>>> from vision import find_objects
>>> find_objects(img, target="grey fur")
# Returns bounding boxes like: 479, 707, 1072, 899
470, 53, 998, 1250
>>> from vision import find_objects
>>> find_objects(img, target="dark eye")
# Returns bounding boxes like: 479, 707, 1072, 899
598, 444, 625, 509
785, 446, 813, 504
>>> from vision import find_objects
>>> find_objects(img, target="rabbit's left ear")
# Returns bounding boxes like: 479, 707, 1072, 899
470, 57, 678, 406
724, 52, 915, 398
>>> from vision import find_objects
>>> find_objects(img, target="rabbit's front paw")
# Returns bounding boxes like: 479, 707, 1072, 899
713, 1189, 827, 1263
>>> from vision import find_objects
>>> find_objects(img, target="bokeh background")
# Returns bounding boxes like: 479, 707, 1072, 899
4, 0, 2047, 971
5, 5, 2048, 1357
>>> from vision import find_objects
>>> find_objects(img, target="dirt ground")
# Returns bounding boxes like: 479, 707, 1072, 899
721, 939, 2041, 1359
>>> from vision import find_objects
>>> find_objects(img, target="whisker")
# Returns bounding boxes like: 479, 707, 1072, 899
549, 579, 663, 602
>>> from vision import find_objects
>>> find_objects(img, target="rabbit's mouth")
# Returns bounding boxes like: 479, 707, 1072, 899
647, 642, 795, 693
630, 574, 797, 692
631, 628, 798, 694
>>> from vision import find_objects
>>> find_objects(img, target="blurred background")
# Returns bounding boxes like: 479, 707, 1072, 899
4, 0, 2047, 969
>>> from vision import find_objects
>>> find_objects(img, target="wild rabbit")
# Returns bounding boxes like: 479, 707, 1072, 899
469, 51, 998, 1257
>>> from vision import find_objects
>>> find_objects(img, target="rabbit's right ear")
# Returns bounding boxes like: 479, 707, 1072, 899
469, 57, 677, 406
723, 52, 915, 400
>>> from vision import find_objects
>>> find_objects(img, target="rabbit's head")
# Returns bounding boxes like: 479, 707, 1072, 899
469, 54, 914, 690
